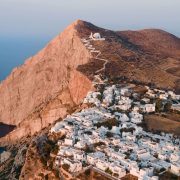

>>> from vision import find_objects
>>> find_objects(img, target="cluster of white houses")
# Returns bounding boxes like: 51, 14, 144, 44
145, 86, 180, 111
50, 81, 180, 180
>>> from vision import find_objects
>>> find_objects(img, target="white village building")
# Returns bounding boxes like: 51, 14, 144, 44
62, 158, 82, 173
89, 32, 105, 41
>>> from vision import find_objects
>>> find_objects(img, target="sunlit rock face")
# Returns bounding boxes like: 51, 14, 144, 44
0, 20, 94, 142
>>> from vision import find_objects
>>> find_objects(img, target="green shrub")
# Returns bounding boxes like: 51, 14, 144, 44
164, 102, 172, 112
114, 173, 119, 177
105, 168, 113, 175
106, 131, 114, 138
62, 164, 70, 171
155, 99, 163, 112
93, 141, 106, 147
95, 118, 119, 130
38, 173, 44, 178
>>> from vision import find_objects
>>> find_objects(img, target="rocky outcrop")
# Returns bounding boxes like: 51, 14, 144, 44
0, 20, 94, 143
0, 20, 92, 126
8, 144, 28, 180
68, 70, 94, 104
0, 69, 93, 145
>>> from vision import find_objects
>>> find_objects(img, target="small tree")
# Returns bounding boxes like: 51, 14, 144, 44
62, 164, 70, 171
84, 144, 94, 153
106, 131, 114, 138
155, 99, 163, 112
105, 168, 113, 175
96, 94, 102, 101
164, 102, 172, 112
114, 173, 119, 177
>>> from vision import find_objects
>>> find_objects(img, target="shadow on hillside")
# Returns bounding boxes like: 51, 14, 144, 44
0, 123, 16, 138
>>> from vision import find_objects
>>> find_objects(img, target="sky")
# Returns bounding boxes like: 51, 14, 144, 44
0, 0, 180, 80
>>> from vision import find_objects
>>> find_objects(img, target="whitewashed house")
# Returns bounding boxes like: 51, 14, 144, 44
133, 126, 143, 135
151, 177, 159, 180
137, 149, 151, 160
115, 112, 129, 122
96, 158, 109, 171
146, 89, 156, 98
116, 104, 131, 111
141, 98, 150, 104
171, 103, 180, 112
119, 159, 131, 170
130, 166, 140, 177
89, 32, 105, 41
139, 167, 154, 179
170, 163, 180, 176
87, 151, 105, 165
73, 151, 85, 161
109, 163, 126, 178
58, 146, 69, 156
111, 151, 126, 161
170, 153, 179, 162
148, 142, 159, 150
51, 121, 65, 133
156, 160, 171, 170
87, 154, 97, 165
65, 148, 74, 157
141, 104, 155, 113
111, 126, 120, 134
64, 138, 74, 146
83, 91, 101, 106
122, 132, 132, 138
168, 91, 176, 98
126, 134, 136, 142
158, 153, 167, 161
57, 140, 63, 146
159, 93, 168, 100
120, 88, 129, 96
74, 141, 86, 149
133, 106, 140, 112
98, 126, 108, 136
129, 112, 143, 124
62, 158, 82, 173
55, 156, 60, 167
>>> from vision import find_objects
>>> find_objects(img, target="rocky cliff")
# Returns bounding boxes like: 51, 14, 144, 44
0, 20, 94, 143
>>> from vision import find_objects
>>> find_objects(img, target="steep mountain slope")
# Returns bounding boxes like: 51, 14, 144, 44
0, 20, 94, 142
0, 20, 180, 144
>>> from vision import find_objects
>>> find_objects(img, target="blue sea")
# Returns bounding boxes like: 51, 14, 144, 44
0, 36, 50, 81
0, 147, 5, 154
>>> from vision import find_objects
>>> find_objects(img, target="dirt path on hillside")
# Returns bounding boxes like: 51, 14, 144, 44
82, 38, 109, 74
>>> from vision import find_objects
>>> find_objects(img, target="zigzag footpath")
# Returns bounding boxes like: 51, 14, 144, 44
81, 38, 108, 74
